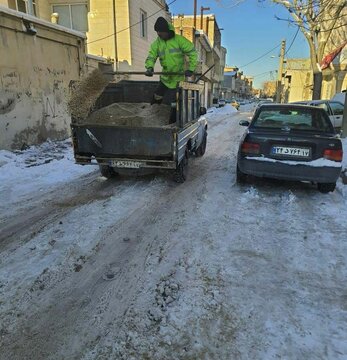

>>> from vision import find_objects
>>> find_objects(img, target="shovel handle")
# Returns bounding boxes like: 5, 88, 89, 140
105, 71, 201, 76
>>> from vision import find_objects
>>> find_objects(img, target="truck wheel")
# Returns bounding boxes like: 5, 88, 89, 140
174, 151, 188, 183
236, 164, 247, 183
99, 165, 115, 179
317, 182, 336, 193
195, 132, 207, 157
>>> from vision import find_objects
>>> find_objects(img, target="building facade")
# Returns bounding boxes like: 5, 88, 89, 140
283, 59, 313, 103
1, 0, 170, 76
173, 14, 226, 107
222, 66, 253, 100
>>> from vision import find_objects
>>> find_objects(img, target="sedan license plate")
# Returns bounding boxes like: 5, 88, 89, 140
271, 146, 310, 158
110, 160, 142, 168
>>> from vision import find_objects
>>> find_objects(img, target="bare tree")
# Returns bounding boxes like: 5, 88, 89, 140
270, 0, 346, 99
214, 0, 346, 99
262, 80, 277, 98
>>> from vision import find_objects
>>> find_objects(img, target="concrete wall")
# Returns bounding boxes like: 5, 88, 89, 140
0, 7, 85, 150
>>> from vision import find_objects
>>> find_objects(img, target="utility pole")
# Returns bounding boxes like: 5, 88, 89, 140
200, 6, 210, 30
276, 39, 286, 103
193, 0, 197, 30
112, 0, 119, 71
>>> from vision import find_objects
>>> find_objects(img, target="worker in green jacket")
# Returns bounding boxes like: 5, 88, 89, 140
145, 17, 198, 105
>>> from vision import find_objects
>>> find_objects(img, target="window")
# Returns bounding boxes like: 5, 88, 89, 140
140, 9, 147, 38
52, 3, 88, 32
329, 101, 344, 116
253, 108, 333, 132
8, 0, 37, 16
314, 102, 330, 113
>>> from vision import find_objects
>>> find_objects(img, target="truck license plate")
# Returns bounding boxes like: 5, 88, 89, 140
271, 146, 310, 157
110, 160, 142, 168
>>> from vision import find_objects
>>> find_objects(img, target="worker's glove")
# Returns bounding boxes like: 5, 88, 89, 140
185, 70, 194, 77
145, 68, 154, 77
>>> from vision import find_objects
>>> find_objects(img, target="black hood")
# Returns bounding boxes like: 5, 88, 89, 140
154, 17, 175, 39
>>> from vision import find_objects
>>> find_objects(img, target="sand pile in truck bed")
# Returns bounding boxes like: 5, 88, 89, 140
84, 103, 172, 127
68, 69, 109, 121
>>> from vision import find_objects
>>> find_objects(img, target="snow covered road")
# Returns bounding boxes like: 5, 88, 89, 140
1, 106, 347, 359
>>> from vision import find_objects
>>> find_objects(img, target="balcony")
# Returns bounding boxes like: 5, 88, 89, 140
213, 45, 221, 60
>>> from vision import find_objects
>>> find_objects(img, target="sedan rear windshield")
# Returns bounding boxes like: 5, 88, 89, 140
252, 108, 333, 132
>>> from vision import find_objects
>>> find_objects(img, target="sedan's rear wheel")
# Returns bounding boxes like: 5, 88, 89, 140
317, 182, 336, 193
236, 164, 247, 183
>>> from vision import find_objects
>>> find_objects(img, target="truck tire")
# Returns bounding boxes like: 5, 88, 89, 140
174, 151, 188, 183
317, 182, 336, 193
99, 165, 115, 179
195, 132, 207, 157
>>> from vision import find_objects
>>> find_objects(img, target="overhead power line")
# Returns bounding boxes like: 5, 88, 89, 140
86, 0, 177, 45
285, 27, 300, 56
253, 70, 277, 78
239, 43, 282, 68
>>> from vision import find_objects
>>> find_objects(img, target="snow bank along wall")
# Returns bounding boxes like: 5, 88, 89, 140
0, 7, 86, 150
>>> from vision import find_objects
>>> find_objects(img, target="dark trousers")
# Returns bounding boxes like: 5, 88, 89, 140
152, 82, 177, 124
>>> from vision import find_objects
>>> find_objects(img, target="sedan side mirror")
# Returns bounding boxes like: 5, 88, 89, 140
200, 107, 207, 116
239, 120, 250, 126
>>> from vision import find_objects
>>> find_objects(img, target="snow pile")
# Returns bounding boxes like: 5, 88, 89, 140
0, 139, 95, 207
206, 104, 238, 117
0, 150, 16, 168
240, 103, 257, 112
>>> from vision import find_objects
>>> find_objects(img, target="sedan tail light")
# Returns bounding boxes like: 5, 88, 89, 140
323, 149, 343, 162
241, 142, 260, 155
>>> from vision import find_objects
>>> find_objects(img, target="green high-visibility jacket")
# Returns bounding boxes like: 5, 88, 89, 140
145, 23, 198, 89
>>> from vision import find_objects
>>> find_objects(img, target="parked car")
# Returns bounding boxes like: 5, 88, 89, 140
237, 104, 343, 193
254, 99, 274, 112
231, 99, 240, 110
331, 91, 346, 105
212, 97, 220, 107
292, 100, 344, 128
218, 99, 226, 107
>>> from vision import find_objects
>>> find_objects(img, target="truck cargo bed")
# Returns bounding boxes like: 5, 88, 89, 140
72, 124, 175, 160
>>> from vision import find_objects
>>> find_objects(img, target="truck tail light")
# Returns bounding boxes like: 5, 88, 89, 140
241, 142, 260, 155
323, 149, 343, 162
